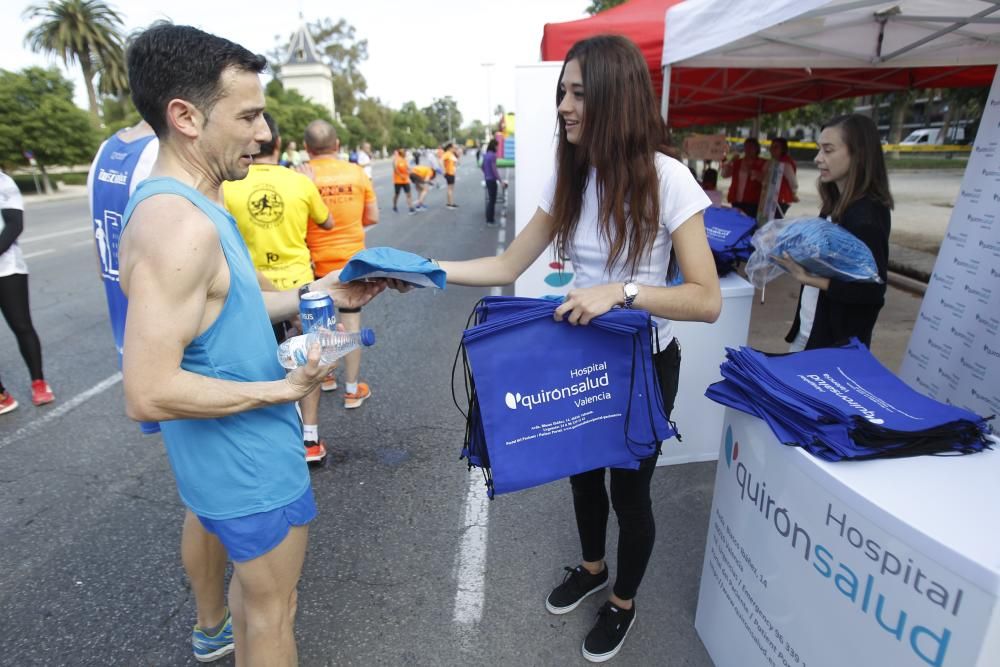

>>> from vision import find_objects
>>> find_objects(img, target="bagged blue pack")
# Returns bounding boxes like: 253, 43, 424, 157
745, 217, 882, 289
338, 247, 447, 288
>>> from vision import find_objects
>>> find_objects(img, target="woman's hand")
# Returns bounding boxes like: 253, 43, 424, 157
553, 283, 622, 326
772, 252, 830, 290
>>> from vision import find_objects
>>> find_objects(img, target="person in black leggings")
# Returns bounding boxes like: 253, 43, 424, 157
0, 170, 53, 414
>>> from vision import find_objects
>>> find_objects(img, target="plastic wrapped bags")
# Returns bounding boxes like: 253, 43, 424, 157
745, 217, 882, 289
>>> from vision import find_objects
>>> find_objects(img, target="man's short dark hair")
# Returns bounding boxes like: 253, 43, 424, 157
127, 23, 267, 138
256, 112, 279, 157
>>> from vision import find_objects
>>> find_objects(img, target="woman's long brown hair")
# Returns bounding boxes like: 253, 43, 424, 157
550, 35, 670, 276
818, 114, 894, 222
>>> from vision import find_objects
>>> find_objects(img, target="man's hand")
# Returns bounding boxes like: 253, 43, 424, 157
554, 283, 621, 326
311, 272, 385, 310
284, 338, 334, 399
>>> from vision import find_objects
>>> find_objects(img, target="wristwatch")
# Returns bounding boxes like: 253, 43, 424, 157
298, 283, 313, 298
623, 282, 639, 309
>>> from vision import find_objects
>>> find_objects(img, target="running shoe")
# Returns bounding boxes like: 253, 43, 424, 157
305, 439, 328, 463
408, 208, 416, 216
191, 609, 234, 663
582, 601, 636, 663
0, 391, 18, 415
30, 380, 54, 406
343, 382, 371, 409
546, 565, 608, 614
321, 371, 338, 392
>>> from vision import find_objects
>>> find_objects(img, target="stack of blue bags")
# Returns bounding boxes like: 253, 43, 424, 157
703, 206, 756, 276
455, 296, 675, 497
706, 339, 992, 461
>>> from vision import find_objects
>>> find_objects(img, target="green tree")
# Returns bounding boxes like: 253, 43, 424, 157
355, 97, 393, 150
22, 0, 126, 121
0, 67, 99, 184
459, 120, 487, 146
389, 101, 434, 149
586, 0, 626, 15
264, 80, 335, 150
422, 97, 462, 144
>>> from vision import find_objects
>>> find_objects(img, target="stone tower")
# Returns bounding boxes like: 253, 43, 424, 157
281, 19, 336, 119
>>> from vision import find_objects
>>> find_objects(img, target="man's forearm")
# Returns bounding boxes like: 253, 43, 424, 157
125, 366, 297, 422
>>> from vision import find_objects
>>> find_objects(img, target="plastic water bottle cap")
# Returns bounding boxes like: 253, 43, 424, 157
360, 328, 376, 346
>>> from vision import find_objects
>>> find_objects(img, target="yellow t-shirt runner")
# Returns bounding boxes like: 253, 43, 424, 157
393, 155, 411, 184
307, 157, 377, 276
410, 165, 434, 182
223, 164, 329, 290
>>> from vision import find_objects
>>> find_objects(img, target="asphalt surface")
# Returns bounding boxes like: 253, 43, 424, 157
0, 158, 718, 666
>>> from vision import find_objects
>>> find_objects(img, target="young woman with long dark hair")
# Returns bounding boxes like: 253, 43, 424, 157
438, 35, 720, 661
777, 114, 893, 350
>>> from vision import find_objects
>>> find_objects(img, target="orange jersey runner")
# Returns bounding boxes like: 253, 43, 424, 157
306, 157, 377, 276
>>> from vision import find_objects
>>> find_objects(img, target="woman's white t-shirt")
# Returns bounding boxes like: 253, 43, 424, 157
0, 172, 27, 277
539, 153, 711, 345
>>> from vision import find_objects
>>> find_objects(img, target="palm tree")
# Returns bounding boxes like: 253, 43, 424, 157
23, 0, 126, 122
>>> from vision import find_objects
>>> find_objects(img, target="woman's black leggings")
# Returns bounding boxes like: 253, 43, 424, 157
0, 273, 44, 392
569, 337, 681, 601
485, 179, 498, 223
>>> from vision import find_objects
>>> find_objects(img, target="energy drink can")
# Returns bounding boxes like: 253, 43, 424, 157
299, 291, 336, 334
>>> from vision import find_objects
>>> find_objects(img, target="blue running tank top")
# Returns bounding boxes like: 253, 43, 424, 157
122, 177, 308, 520
90, 132, 159, 434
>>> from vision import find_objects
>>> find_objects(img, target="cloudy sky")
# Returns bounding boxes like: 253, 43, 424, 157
3, 0, 589, 125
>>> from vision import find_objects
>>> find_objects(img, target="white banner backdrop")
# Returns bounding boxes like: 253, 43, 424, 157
513, 63, 573, 300
900, 68, 1000, 418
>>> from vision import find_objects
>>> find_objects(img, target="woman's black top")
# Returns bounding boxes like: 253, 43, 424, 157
784, 196, 891, 349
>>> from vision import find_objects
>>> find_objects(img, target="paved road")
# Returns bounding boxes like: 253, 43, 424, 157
0, 158, 717, 666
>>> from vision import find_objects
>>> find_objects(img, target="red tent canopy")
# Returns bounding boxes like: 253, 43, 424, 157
540, 0, 684, 97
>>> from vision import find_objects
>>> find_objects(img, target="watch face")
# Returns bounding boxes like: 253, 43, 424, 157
625, 283, 639, 298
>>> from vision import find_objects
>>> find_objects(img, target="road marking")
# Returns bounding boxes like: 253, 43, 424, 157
452, 284, 501, 626
20, 227, 90, 244
0, 372, 122, 451
23, 249, 54, 260
453, 469, 491, 625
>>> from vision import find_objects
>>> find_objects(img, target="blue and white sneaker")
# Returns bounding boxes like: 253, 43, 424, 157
192, 609, 234, 663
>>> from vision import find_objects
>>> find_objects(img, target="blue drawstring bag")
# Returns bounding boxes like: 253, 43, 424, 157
745, 217, 882, 289
454, 297, 675, 497
338, 247, 447, 288
703, 206, 755, 276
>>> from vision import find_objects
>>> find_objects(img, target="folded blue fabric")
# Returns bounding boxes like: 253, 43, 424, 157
703, 206, 755, 276
338, 247, 447, 289
706, 338, 993, 461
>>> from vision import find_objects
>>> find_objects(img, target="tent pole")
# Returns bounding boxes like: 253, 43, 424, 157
661, 65, 672, 124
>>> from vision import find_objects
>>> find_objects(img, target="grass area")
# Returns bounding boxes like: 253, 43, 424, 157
11, 171, 88, 194
884, 156, 969, 170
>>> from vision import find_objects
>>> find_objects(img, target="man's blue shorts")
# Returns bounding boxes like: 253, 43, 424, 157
197, 486, 317, 562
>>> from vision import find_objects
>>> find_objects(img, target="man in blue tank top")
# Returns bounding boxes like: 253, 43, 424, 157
119, 24, 384, 665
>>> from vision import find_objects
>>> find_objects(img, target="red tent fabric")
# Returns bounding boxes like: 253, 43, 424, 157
666, 64, 997, 128
540, 0, 684, 97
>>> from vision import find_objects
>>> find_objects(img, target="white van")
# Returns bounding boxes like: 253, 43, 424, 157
899, 127, 965, 145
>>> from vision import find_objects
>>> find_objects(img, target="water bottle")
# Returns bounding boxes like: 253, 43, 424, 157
277, 328, 376, 370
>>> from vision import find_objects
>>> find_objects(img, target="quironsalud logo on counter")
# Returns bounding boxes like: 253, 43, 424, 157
725, 424, 961, 667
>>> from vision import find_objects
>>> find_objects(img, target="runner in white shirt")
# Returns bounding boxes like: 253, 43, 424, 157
0, 171, 54, 413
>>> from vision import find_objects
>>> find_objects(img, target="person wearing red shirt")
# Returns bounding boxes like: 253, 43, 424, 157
721, 137, 765, 219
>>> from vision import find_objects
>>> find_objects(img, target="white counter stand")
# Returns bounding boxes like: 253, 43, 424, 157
695, 408, 1000, 667
658, 273, 754, 466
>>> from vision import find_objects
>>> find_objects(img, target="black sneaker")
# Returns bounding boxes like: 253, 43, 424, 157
545, 565, 608, 615
582, 601, 636, 663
